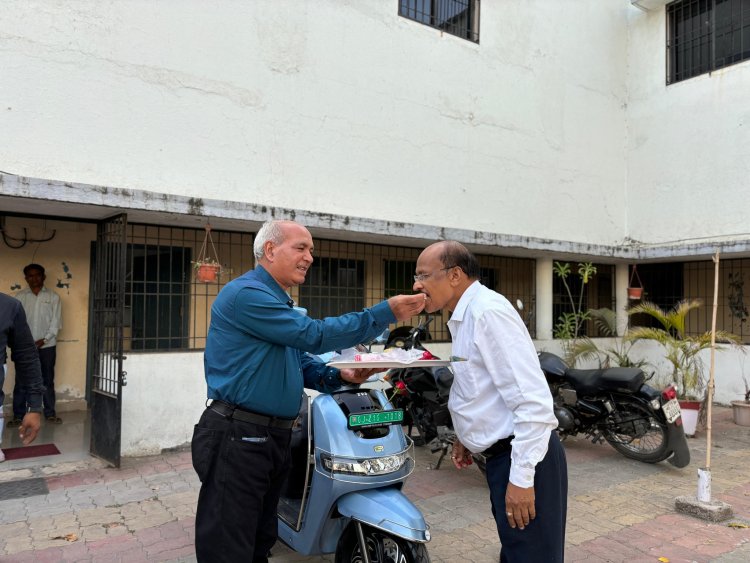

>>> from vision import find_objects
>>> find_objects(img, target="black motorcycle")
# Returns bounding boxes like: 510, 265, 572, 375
540, 351, 690, 467
385, 316, 690, 469
384, 317, 477, 470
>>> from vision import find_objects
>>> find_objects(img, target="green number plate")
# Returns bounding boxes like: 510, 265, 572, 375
348, 409, 404, 429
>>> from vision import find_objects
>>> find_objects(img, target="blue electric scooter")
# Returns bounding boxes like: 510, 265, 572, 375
277, 383, 431, 562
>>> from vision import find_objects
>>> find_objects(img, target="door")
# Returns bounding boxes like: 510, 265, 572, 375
89, 213, 127, 466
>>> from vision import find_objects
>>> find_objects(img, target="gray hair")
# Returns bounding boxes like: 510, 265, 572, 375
253, 220, 287, 261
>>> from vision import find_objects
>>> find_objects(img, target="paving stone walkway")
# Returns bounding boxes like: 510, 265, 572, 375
0, 406, 748, 562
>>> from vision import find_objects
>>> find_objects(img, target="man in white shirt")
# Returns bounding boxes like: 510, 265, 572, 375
414, 241, 567, 562
10, 264, 63, 426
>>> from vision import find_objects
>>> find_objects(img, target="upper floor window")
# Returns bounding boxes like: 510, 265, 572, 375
667, 0, 750, 84
399, 0, 480, 43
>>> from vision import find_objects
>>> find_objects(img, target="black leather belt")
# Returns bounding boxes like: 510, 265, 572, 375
209, 400, 296, 429
482, 435, 514, 460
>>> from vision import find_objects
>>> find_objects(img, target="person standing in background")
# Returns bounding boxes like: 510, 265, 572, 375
9, 263, 63, 426
1, 292, 45, 462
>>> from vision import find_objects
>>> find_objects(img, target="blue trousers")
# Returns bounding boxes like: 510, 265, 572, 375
485, 433, 568, 562
13, 345, 56, 418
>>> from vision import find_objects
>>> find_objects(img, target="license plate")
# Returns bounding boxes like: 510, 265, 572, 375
348, 409, 404, 429
662, 398, 681, 424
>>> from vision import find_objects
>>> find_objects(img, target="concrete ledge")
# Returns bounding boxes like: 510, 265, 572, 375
675, 496, 733, 522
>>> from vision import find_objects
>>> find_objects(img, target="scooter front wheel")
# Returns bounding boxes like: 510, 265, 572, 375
335, 523, 430, 563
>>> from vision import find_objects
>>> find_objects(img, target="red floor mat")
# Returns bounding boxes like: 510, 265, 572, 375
1, 443, 61, 460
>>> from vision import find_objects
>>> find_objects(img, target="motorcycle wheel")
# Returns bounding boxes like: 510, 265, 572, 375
335, 523, 430, 563
602, 400, 671, 463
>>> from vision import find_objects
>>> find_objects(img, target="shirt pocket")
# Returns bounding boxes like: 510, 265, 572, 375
449, 361, 479, 402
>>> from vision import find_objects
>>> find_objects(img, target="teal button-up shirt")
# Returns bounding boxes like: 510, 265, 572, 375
204, 265, 395, 418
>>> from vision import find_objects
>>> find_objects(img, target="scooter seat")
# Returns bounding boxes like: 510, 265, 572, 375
565, 367, 645, 396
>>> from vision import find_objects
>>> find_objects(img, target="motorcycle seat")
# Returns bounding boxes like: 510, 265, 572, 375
565, 367, 645, 395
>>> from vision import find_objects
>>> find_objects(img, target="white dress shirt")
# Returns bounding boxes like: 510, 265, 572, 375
447, 281, 558, 488
16, 287, 62, 348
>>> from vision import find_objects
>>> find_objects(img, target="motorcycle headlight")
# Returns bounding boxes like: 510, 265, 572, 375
320, 451, 411, 476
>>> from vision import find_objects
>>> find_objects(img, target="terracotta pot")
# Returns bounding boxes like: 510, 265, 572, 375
627, 287, 643, 300
731, 400, 750, 426
195, 263, 220, 283
678, 399, 701, 437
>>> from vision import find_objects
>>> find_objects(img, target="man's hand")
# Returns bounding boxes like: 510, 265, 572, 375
387, 294, 426, 322
339, 367, 385, 385
505, 482, 536, 530
19, 412, 41, 445
34, 339, 45, 348
450, 440, 473, 469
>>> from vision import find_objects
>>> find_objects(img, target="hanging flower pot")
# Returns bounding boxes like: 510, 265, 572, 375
627, 287, 644, 300
192, 224, 228, 283
628, 265, 644, 300
195, 262, 221, 283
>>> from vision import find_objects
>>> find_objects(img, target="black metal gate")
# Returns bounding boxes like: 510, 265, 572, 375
90, 214, 127, 467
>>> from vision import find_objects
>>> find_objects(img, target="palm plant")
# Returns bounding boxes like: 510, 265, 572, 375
566, 307, 647, 369
625, 299, 741, 400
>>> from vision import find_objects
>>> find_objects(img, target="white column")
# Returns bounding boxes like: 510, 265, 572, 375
615, 263, 630, 336
536, 258, 554, 341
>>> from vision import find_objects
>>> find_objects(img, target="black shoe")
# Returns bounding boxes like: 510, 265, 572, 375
46, 416, 63, 424
6, 418, 23, 428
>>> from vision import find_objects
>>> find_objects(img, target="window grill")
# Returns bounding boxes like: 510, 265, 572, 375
122, 224, 536, 350
667, 0, 750, 84
124, 224, 254, 352
629, 259, 750, 343
399, 0, 480, 43
552, 263, 615, 338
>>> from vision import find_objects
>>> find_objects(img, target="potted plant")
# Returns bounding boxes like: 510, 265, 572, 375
625, 299, 741, 436
193, 257, 223, 283
565, 307, 648, 369
731, 375, 750, 426
192, 224, 228, 283
552, 261, 597, 360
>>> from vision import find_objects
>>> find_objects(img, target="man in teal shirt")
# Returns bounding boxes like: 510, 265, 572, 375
193, 219, 425, 562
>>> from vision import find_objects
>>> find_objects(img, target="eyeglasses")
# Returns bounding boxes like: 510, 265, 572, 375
413, 266, 454, 283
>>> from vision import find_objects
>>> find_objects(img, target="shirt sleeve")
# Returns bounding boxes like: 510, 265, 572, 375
476, 308, 556, 488
45, 292, 62, 342
9, 301, 44, 411
233, 288, 396, 355
300, 351, 343, 392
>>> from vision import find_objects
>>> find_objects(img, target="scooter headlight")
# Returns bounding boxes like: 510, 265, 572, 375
321, 451, 411, 476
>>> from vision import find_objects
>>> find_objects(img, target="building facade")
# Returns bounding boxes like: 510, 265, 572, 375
1, 0, 749, 461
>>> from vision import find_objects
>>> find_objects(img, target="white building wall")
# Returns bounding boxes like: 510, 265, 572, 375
1, 0, 629, 245
626, 7, 750, 245
121, 353, 207, 456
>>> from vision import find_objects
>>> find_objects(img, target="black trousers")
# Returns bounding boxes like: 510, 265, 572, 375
192, 407, 292, 563
13, 345, 56, 418
485, 433, 568, 563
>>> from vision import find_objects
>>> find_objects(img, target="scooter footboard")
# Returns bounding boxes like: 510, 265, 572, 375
337, 488, 430, 543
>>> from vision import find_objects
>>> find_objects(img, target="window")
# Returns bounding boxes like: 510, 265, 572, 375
129, 244, 191, 350
124, 225, 254, 352
298, 257, 366, 319
399, 0, 480, 43
552, 263, 615, 338
667, 0, 750, 84
384, 260, 417, 298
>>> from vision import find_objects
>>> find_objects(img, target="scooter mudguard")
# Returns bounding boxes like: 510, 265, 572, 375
667, 423, 690, 468
337, 488, 430, 543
